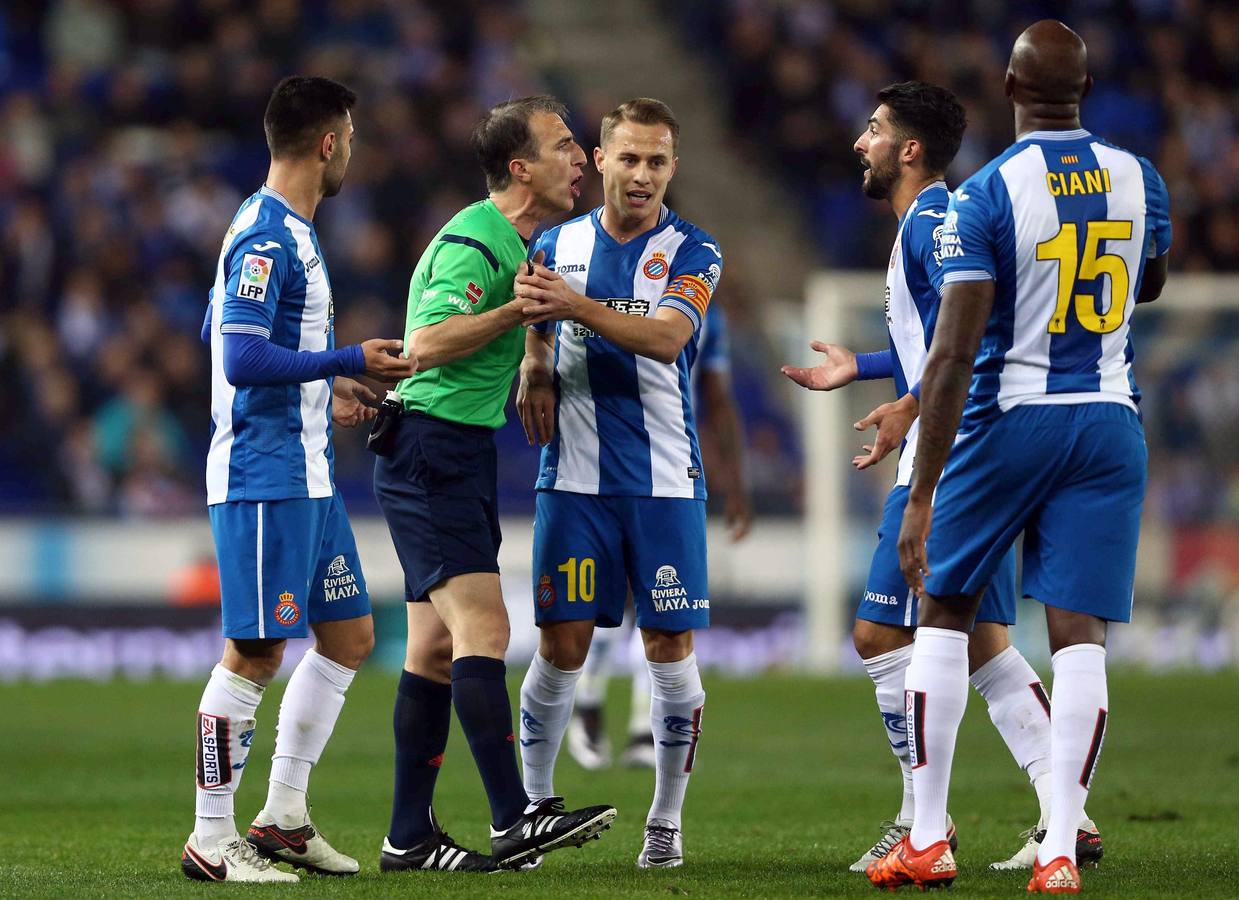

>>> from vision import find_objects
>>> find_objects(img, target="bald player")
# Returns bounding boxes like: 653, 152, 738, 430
866, 21, 1170, 894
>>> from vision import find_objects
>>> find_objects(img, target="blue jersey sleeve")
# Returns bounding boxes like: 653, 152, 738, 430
908, 206, 948, 297
658, 235, 723, 332
1139, 157, 1172, 259
939, 181, 1000, 286
219, 228, 289, 337
697, 304, 731, 372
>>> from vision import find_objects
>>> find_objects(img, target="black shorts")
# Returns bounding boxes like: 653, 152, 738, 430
373, 411, 502, 602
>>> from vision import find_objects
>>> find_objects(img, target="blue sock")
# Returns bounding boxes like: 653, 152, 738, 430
389, 670, 451, 848
451, 656, 529, 830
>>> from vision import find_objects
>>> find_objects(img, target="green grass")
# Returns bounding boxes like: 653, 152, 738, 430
1, 670, 1237, 897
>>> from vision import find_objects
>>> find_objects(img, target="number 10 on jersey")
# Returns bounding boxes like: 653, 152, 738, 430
557, 557, 596, 602
1036, 220, 1133, 335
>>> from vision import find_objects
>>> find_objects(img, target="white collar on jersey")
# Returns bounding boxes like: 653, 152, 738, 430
259, 184, 295, 211
1017, 128, 1092, 142
917, 180, 948, 198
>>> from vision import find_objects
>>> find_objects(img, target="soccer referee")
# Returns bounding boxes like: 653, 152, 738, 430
374, 96, 616, 873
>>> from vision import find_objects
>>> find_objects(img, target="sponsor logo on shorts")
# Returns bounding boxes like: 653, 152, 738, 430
650, 564, 708, 613
537, 575, 556, 609
864, 590, 899, 606
196, 713, 231, 788
274, 592, 301, 626
654, 565, 681, 588
322, 556, 360, 601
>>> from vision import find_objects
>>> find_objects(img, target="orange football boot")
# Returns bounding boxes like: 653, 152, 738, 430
866, 835, 957, 891
1027, 856, 1081, 893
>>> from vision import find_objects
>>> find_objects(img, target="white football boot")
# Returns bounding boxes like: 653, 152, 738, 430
637, 819, 683, 868
246, 809, 360, 875
181, 833, 299, 882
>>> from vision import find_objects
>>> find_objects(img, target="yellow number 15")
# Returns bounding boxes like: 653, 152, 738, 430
1036, 220, 1133, 334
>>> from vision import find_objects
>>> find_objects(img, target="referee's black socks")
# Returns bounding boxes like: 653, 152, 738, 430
389, 670, 451, 848
451, 656, 529, 830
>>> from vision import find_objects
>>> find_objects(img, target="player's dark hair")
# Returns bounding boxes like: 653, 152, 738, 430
263, 76, 357, 160
472, 96, 570, 192
601, 98, 680, 152
877, 81, 967, 175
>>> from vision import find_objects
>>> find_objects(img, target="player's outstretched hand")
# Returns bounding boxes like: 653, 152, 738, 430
897, 494, 934, 598
361, 338, 417, 383
332, 377, 378, 428
516, 362, 556, 446
852, 393, 919, 469
515, 250, 579, 325
780, 341, 857, 391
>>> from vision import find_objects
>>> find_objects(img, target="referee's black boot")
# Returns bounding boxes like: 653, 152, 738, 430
490, 796, 616, 869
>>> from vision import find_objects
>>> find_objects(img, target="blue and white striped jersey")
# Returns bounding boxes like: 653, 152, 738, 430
534, 206, 722, 499
938, 129, 1172, 432
886, 181, 949, 486
206, 186, 337, 505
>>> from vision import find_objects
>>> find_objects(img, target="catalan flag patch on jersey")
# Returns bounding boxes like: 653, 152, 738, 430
663, 273, 711, 319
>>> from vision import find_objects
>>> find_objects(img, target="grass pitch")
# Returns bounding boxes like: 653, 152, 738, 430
1, 669, 1236, 897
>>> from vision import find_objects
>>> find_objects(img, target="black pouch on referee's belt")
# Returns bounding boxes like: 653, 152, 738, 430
366, 391, 402, 457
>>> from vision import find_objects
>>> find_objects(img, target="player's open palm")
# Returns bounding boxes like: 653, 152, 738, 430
781, 341, 858, 391
361, 339, 417, 383
853, 393, 918, 469
332, 377, 378, 428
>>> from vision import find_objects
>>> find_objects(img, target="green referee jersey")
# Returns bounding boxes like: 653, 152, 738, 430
397, 199, 529, 429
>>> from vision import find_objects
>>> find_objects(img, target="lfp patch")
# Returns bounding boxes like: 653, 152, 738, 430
274, 592, 301, 626
237, 253, 273, 301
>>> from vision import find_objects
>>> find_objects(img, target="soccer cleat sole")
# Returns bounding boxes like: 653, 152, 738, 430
497, 808, 616, 868
638, 856, 683, 869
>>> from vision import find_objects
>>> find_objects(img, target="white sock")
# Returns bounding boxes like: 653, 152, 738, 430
1039, 644, 1107, 865
265, 648, 356, 827
576, 628, 615, 708
863, 644, 916, 822
628, 627, 651, 738
906, 627, 969, 851
518, 651, 582, 799
970, 645, 1053, 826
194, 664, 264, 846
646, 653, 705, 829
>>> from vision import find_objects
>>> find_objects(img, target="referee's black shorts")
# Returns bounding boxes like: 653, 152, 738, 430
373, 411, 502, 602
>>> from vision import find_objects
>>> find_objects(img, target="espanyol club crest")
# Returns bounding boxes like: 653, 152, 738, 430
643, 252, 668, 279
537, 575, 556, 608
274, 591, 301, 626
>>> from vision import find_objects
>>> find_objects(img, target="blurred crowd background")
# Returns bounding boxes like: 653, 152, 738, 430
0, 1, 1235, 651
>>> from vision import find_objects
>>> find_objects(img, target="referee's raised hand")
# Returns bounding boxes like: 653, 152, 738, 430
361, 338, 418, 382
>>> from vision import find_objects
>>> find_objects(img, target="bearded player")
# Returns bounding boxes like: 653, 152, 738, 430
872, 22, 1169, 892
782, 81, 1100, 873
